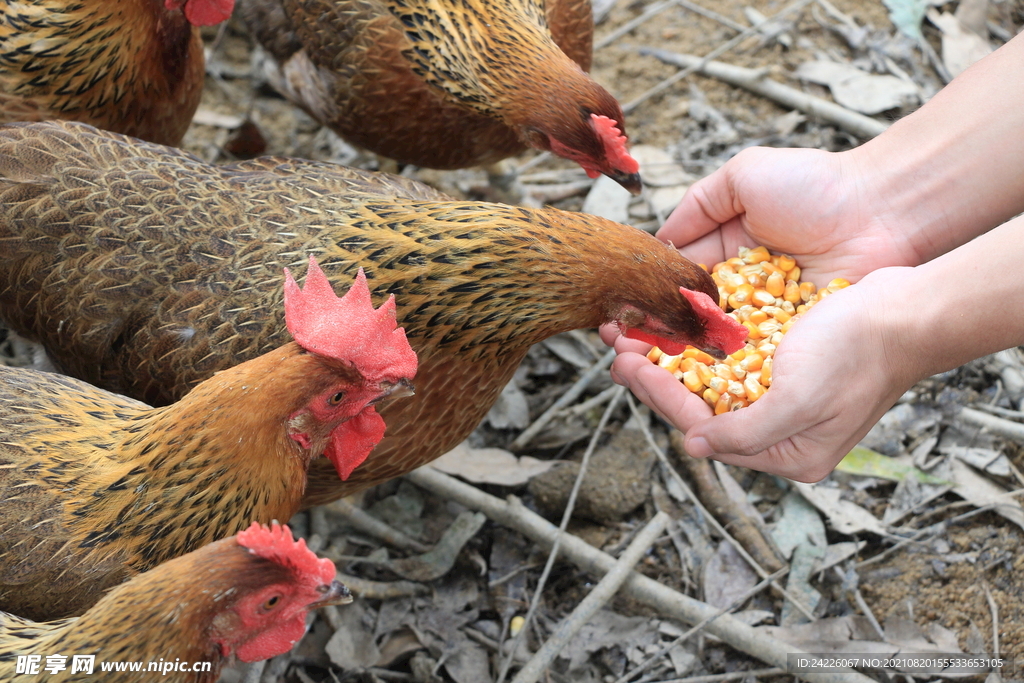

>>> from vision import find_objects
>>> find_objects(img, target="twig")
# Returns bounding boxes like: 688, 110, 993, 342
510, 348, 616, 450
335, 573, 430, 600
404, 466, 877, 683
657, 669, 786, 683
327, 498, 431, 553
958, 407, 1024, 443
567, 385, 620, 416
673, 435, 785, 573
983, 584, 1000, 658
637, 47, 888, 139
676, 0, 747, 33
623, 0, 816, 114
627, 398, 814, 620
511, 512, 672, 683
614, 567, 788, 683
595, 0, 681, 49
835, 566, 884, 639
497, 386, 626, 683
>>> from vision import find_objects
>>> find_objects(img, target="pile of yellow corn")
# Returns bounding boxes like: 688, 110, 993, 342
647, 246, 850, 413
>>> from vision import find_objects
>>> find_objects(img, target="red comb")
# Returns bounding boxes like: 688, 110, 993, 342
236, 521, 335, 584
283, 257, 418, 383
590, 114, 639, 174
165, 0, 235, 26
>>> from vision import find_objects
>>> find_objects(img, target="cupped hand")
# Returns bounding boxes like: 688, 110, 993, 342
608, 267, 922, 482
661, 146, 922, 288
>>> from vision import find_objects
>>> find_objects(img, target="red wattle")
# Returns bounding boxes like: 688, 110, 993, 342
235, 615, 306, 662
324, 407, 386, 480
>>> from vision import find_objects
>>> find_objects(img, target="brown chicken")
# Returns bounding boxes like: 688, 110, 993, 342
237, 0, 642, 192
0, 121, 747, 512
0, 522, 351, 683
0, 0, 234, 146
0, 259, 417, 621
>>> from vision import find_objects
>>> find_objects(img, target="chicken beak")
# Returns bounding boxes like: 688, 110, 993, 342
311, 580, 353, 609
701, 346, 728, 361
609, 170, 643, 196
378, 378, 415, 403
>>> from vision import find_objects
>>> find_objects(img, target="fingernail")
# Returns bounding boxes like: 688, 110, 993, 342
686, 436, 713, 458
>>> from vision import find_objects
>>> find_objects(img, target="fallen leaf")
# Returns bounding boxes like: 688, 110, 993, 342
795, 61, 918, 115
703, 540, 759, 610
430, 442, 556, 486
582, 174, 631, 224
793, 482, 887, 536
781, 543, 822, 626
325, 601, 382, 669
927, 8, 992, 78
486, 380, 531, 430
950, 458, 1024, 531
771, 491, 827, 559
837, 446, 950, 484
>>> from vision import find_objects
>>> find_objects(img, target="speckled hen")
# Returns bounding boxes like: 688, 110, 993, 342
0, 121, 747, 513
0, 0, 234, 145
0, 523, 352, 683
237, 0, 643, 192
0, 259, 416, 621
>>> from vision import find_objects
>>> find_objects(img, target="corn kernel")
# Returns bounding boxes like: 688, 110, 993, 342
709, 376, 729, 394
783, 280, 801, 304
714, 363, 734, 380
726, 257, 745, 269
762, 357, 773, 386
721, 272, 745, 293
799, 281, 816, 302
780, 317, 796, 333
748, 309, 769, 325
697, 363, 714, 387
751, 289, 776, 307
777, 254, 796, 272
680, 357, 698, 373
765, 271, 786, 297
742, 321, 761, 339
714, 392, 732, 415
740, 354, 763, 372
827, 277, 851, 291
772, 309, 792, 324
693, 350, 716, 365
682, 370, 703, 393
744, 377, 765, 401
787, 265, 801, 282
658, 353, 681, 373
703, 388, 721, 407
762, 262, 785, 277
757, 320, 782, 337
713, 262, 736, 276
780, 300, 796, 314
647, 347, 663, 363
729, 348, 746, 361
745, 246, 771, 263
727, 380, 746, 398
672, 370, 685, 380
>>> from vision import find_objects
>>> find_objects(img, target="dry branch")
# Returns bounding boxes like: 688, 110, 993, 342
511, 512, 671, 683
638, 47, 889, 139
327, 498, 431, 553
404, 466, 877, 683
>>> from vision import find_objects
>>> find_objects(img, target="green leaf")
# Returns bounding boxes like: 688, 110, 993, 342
836, 446, 951, 485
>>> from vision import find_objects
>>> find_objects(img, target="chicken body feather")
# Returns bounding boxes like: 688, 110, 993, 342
0, 0, 232, 146
238, 0, 641, 190
0, 121, 741, 513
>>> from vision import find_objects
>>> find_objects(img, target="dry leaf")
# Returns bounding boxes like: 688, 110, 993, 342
795, 61, 918, 114
927, 8, 992, 78
703, 540, 759, 609
793, 482, 887, 536
950, 458, 1024, 531
582, 174, 631, 223
430, 442, 556, 486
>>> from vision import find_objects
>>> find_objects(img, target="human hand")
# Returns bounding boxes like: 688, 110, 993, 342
660, 146, 923, 288
606, 267, 922, 481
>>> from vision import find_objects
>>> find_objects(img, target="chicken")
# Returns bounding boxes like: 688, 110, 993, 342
237, 0, 642, 193
0, 522, 351, 683
0, 0, 234, 146
0, 257, 417, 621
0, 121, 747, 511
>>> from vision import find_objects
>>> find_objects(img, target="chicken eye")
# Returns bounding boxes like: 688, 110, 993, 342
263, 595, 281, 611
328, 391, 345, 406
